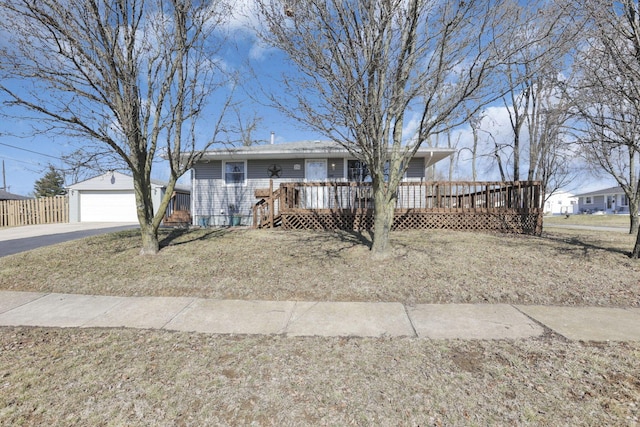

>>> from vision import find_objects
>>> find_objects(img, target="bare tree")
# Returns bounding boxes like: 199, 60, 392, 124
524, 74, 578, 198
495, 2, 578, 194
232, 109, 265, 146
0, 0, 232, 254
568, 0, 640, 258
254, 0, 536, 256
468, 111, 485, 182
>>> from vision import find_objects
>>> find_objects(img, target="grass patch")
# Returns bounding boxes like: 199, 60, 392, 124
1, 227, 639, 306
2, 228, 640, 424
1, 327, 639, 425
544, 213, 631, 227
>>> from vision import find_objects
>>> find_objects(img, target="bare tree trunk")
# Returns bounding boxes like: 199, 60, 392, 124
470, 121, 480, 182
494, 141, 507, 182
133, 173, 160, 254
140, 224, 160, 255
629, 198, 640, 235
371, 181, 396, 257
633, 226, 640, 259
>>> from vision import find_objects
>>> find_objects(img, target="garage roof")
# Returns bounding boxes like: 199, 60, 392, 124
67, 171, 190, 193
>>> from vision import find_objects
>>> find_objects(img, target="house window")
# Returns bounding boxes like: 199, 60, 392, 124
347, 160, 370, 182
347, 159, 405, 182
224, 161, 245, 185
584, 196, 592, 204
621, 194, 629, 206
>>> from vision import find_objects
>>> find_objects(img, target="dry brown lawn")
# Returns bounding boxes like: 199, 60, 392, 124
1, 227, 638, 306
1, 226, 640, 425
0, 327, 638, 426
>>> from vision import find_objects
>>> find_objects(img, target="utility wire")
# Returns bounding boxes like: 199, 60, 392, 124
0, 141, 63, 161
0, 154, 44, 169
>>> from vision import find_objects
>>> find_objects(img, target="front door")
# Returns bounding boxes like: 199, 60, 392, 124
305, 160, 327, 208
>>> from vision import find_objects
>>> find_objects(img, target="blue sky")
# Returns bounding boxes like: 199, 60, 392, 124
0, 5, 325, 196
0, 1, 614, 197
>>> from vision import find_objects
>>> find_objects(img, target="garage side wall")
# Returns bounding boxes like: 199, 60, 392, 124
69, 191, 80, 222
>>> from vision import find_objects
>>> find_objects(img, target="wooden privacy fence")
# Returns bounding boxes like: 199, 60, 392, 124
0, 196, 69, 227
254, 181, 543, 235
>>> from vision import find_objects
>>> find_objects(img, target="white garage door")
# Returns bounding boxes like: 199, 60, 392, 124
79, 191, 138, 222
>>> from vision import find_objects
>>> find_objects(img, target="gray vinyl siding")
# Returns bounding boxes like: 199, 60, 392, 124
247, 159, 305, 180
327, 158, 345, 179
406, 158, 424, 179
194, 161, 222, 180
578, 195, 605, 213
193, 158, 310, 226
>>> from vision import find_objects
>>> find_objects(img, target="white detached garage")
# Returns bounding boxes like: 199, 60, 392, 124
67, 171, 190, 223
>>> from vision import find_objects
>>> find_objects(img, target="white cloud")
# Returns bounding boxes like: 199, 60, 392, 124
248, 37, 276, 61
226, 0, 263, 34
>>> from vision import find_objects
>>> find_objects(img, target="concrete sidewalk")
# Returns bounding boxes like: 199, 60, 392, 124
1, 291, 639, 341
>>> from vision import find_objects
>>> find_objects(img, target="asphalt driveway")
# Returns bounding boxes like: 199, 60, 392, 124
0, 223, 138, 257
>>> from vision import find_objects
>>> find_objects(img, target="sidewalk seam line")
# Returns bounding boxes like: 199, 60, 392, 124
79, 296, 129, 328
403, 304, 419, 338
0, 291, 51, 316
511, 304, 567, 340
160, 297, 198, 331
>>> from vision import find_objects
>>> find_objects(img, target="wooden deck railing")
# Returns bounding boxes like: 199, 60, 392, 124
254, 181, 543, 234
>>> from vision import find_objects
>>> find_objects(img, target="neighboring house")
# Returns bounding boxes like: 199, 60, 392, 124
0, 189, 32, 201
67, 171, 190, 223
575, 186, 630, 214
190, 140, 456, 227
544, 190, 578, 215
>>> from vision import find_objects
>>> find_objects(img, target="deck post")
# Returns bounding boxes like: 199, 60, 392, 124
268, 179, 274, 228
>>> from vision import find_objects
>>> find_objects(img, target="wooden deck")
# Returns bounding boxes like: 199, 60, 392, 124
253, 181, 543, 235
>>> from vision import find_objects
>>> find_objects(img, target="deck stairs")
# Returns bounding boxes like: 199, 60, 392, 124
253, 183, 282, 229
163, 210, 192, 227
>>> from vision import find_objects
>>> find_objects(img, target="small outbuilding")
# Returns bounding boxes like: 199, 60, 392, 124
67, 171, 190, 223
543, 190, 578, 215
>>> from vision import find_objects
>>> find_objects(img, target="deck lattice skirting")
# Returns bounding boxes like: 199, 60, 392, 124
254, 181, 543, 235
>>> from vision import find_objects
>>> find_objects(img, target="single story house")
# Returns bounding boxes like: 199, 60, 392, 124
543, 190, 578, 215
189, 140, 456, 227
0, 189, 32, 201
575, 185, 630, 214
67, 171, 190, 223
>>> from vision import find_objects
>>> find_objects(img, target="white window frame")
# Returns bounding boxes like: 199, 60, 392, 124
223, 160, 247, 186
584, 196, 593, 204
305, 159, 328, 182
